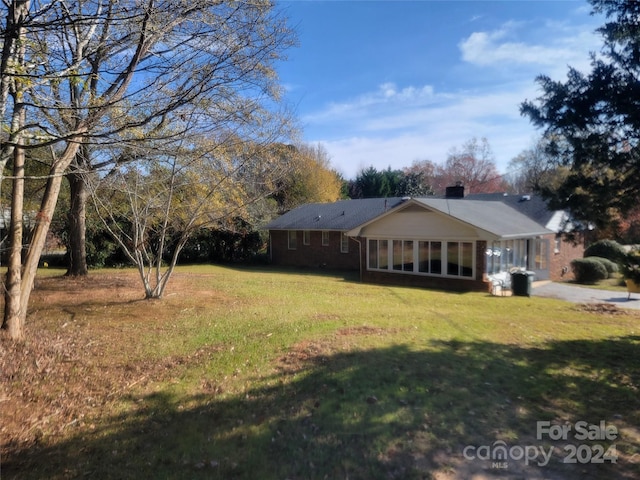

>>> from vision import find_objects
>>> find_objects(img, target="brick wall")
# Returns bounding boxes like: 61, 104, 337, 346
548, 233, 586, 282
359, 269, 489, 292
269, 230, 360, 270
271, 231, 583, 292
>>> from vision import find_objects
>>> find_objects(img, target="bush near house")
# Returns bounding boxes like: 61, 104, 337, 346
584, 239, 627, 265
586, 256, 619, 278
571, 257, 608, 284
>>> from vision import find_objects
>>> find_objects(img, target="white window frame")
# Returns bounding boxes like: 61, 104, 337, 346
322, 231, 330, 246
340, 232, 349, 253
418, 240, 443, 275
303, 230, 310, 246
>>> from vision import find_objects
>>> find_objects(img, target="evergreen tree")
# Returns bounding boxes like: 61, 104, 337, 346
521, 0, 640, 233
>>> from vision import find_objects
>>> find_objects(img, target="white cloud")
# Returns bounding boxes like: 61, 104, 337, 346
309, 82, 542, 179
459, 20, 600, 74
303, 82, 437, 124
460, 32, 566, 66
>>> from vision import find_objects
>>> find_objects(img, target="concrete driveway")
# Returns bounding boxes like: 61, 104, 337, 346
532, 281, 640, 309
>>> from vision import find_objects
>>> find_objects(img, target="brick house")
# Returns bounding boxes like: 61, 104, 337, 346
265, 192, 585, 292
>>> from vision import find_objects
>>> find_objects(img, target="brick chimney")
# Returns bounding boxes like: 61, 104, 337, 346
445, 182, 464, 199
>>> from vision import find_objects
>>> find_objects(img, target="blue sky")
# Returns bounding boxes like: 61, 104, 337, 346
277, 0, 604, 179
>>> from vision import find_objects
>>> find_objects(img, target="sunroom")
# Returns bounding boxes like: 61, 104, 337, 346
347, 198, 553, 291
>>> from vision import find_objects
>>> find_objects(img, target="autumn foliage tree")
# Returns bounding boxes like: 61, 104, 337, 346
0, 0, 295, 339
272, 143, 343, 211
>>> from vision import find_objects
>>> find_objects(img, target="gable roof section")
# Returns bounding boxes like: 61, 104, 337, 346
264, 197, 407, 231
344, 198, 552, 240
411, 198, 553, 239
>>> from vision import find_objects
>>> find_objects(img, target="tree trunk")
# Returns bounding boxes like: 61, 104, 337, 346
66, 169, 88, 276
3, 144, 25, 340
3, 140, 83, 339
2, 0, 30, 340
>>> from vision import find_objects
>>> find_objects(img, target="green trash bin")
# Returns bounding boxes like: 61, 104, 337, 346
511, 270, 535, 296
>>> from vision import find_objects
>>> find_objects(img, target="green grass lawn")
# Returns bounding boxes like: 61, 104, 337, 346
4, 265, 640, 479
560, 274, 628, 292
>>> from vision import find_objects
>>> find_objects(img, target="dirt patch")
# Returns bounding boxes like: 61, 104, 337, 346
336, 325, 397, 336
0, 271, 225, 457
277, 340, 333, 373
277, 325, 403, 375
576, 303, 628, 315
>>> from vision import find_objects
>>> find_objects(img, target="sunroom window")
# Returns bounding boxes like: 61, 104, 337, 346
368, 238, 472, 278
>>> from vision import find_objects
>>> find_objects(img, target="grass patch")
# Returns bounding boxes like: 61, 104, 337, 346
561, 272, 630, 292
2, 265, 639, 479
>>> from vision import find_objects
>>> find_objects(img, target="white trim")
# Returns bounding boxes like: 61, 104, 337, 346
340, 232, 349, 253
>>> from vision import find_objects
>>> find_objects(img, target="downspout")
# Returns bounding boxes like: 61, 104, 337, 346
352, 235, 363, 282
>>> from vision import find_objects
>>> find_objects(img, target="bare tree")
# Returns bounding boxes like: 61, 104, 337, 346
506, 136, 565, 194
0, 0, 296, 339
435, 137, 507, 194
89, 130, 292, 299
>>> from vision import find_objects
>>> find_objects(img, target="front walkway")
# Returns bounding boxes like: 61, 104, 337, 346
532, 281, 640, 310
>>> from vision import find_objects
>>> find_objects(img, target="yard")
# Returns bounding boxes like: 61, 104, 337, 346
1, 265, 639, 479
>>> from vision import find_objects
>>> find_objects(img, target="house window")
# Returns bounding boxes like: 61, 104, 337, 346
322, 231, 330, 246
379, 239, 388, 269
535, 238, 549, 270
368, 239, 378, 269
447, 241, 473, 277
418, 241, 442, 274
303, 230, 310, 245
368, 238, 471, 278
288, 230, 297, 250
486, 239, 529, 274
392, 240, 403, 271
368, 239, 388, 269
392, 240, 413, 271
340, 232, 349, 253
447, 243, 459, 276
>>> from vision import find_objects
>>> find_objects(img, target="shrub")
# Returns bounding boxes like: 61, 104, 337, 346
571, 258, 608, 284
584, 240, 627, 264
586, 256, 619, 278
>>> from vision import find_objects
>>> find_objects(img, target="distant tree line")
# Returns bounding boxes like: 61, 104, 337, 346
347, 137, 508, 198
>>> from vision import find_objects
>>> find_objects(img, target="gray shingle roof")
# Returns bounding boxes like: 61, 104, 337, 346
264, 197, 406, 231
463, 193, 558, 227
412, 198, 552, 239
265, 195, 554, 240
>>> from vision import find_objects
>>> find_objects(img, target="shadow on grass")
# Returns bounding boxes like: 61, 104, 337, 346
4, 337, 640, 479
